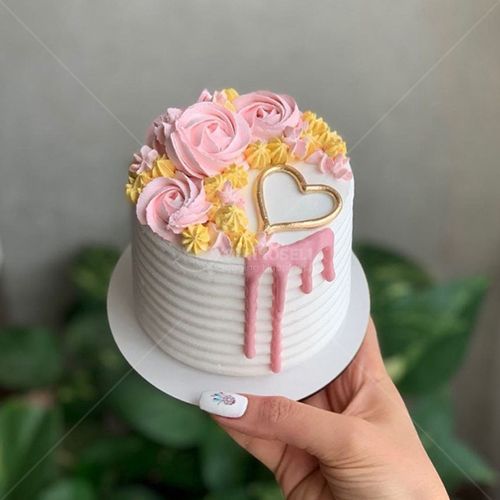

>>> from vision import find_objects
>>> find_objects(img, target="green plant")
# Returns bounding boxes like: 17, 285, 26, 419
0, 244, 494, 499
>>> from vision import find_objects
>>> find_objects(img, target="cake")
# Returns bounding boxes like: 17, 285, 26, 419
126, 89, 354, 376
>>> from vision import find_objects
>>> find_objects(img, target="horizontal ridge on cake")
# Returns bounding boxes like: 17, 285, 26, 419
126, 88, 354, 376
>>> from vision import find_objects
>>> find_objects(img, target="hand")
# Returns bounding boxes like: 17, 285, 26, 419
202, 319, 448, 499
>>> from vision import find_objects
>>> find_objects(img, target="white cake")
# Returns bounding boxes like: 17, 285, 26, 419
125, 89, 354, 376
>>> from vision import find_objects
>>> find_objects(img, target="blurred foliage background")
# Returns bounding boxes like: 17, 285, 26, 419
0, 244, 495, 499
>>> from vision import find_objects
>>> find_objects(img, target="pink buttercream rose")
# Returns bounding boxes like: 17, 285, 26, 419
136, 173, 211, 241
234, 91, 300, 140
155, 102, 251, 178
129, 145, 159, 175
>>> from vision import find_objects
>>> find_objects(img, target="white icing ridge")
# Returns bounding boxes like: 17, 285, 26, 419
132, 176, 354, 376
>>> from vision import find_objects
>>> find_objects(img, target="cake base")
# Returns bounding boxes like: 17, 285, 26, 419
107, 247, 370, 405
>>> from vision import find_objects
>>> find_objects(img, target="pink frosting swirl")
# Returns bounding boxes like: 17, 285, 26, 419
234, 91, 300, 140
136, 173, 211, 241
154, 102, 251, 178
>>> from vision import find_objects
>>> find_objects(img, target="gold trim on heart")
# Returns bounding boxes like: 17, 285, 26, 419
255, 164, 343, 235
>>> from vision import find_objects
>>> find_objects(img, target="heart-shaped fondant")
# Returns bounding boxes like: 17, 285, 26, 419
255, 164, 343, 235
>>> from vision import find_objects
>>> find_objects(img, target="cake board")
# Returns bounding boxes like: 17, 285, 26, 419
107, 246, 370, 405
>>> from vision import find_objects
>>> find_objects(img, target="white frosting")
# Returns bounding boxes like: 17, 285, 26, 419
132, 165, 354, 376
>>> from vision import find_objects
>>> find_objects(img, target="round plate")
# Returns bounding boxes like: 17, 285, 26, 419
107, 247, 370, 405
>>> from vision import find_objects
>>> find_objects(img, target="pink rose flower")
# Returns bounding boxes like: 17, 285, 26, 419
156, 102, 251, 178
136, 173, 211, 241
234, 91, 300, 140
129, 145, 159, 175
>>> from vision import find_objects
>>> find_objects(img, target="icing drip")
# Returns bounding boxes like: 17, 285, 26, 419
244, 228, 335, 372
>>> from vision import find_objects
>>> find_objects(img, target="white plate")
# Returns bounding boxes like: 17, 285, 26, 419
107, 247, 370, 405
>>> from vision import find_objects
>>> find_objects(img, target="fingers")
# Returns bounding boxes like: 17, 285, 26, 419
216, 422, 286, 472
200, 392, 361, 461
353, 318, 387, 374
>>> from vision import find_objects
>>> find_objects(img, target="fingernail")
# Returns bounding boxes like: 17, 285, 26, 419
199, 391, 248, 418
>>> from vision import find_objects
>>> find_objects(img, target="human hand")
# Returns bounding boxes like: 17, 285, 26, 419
199, 319, 448, 499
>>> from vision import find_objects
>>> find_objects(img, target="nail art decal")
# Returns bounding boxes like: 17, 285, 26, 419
199, 391, 248, 418
211, 392, 236, 406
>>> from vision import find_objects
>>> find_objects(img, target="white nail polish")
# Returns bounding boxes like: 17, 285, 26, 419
199, 391, 248, 418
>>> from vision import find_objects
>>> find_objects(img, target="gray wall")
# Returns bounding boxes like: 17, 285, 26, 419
1, 0, 499, 491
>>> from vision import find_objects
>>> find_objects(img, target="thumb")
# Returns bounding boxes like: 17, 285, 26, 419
199, 391, 362, 460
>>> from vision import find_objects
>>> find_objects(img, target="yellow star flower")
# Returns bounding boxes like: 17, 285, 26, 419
302, 110, 331, 141
267, 137, 290, 165
319, 131, 347, 157
203, 174, 225, 201
151, 156, 176, 178
214, 205, 248, 233
222, 164, 248, 189
223, 88, 239, 102
125, 173, 149, 204
245, 141, 271, 170
231, 230, 258, 257
182, 224, 211, 255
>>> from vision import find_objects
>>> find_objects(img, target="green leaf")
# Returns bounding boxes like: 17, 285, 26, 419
75, 435, 159, 489
248, 482, 284, 500
63, 310, 128, 381
70, 247, 120, 303
204, 489, 251, 500
0, 399, 62, 500
203, 482, 283, 500
107, 373, 208, 447
38, 478, 96, 500
160, 448, 204, 490
355, 243, 433, 315
60, 311, 128, 423
380, 277, 488, 394
0, 327, 62, 390
201, 421, 251, 490
411, 390, 496, 491
109, 485, 163, 500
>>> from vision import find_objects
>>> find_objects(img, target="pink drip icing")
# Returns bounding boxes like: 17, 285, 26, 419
244, 228, 335, 373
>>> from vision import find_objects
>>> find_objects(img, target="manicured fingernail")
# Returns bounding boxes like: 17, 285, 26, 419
199, 391, 248, 418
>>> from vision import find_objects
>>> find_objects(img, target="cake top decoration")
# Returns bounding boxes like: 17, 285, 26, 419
125, 88, 352, 257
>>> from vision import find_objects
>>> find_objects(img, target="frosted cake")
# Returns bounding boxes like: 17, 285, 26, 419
125, 89, 354, 376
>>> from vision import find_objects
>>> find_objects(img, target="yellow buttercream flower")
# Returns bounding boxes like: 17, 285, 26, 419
302, 110, 331, 140
207, 198, 222, 221
231, 230, 257, 257
299, 130, 322, 158
266, 137, 290, 165
245, 141, 271, 170
151, 156, 176, 178
214, 205, 248, 233
203, 174, 225, 201
222, 164, 248, 189
125, 175, 141, 204
223, 88, 239, 102
307, 117, 329, 137
220, 88, 239, 111
125, 173, 151, 204
125, 156, 177, 204
320, 130, 347, 157
302, 111, 317, 123
181, 224, 211, 255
